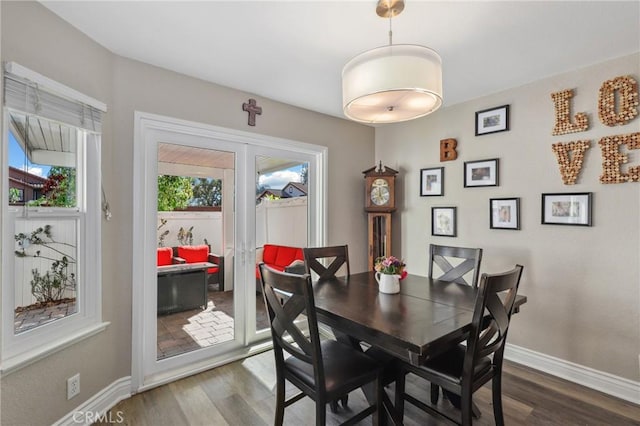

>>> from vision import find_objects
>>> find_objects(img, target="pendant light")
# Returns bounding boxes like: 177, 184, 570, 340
342, 0, 443, 124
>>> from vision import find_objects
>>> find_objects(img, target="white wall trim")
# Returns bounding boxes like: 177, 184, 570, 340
505, 343, 640, 404
53, 376, 132, 426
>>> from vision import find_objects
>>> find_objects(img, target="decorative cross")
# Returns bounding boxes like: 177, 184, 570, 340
242, 98, 262, 126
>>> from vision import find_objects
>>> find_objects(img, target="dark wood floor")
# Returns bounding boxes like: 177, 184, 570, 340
100, 351, 640, 425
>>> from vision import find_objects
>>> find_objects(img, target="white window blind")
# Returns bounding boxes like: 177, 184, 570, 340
3, 63, 105, 133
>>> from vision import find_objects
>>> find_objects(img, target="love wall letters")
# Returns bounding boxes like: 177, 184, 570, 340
550, 75, 640, 184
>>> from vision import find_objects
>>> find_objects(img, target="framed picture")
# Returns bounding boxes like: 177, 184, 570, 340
475, 104, 510, 136
490, 198, 520, 230
432, 207, 457, 237
464, 158, 499, 187
420, 167, 444, 196
541, 192, 592, 226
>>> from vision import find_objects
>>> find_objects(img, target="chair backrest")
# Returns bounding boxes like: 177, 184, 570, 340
303, 245, 350, 280
258, 263, 324, 385
428, 244, 483, 287
464, 264, 524, 377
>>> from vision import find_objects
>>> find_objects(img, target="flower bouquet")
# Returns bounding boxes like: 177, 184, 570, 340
374, 255, 407, 279
374, 256, 407, 294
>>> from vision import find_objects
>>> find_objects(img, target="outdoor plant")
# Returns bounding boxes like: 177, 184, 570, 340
14, 224, 77, 305
177, 226, 194, 246
28, 167, 76, 207
157, 218, 170, 247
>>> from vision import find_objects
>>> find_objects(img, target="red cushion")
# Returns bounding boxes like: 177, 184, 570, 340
259, 245, 304, 276
262, 244, 279, 265
274, 245, 300, 268
207, 266, 219, 275
157, 247, 173, 266
178, 245, 209, 263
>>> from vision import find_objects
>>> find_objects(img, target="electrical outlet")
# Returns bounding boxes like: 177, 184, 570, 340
67, 373, 80, 400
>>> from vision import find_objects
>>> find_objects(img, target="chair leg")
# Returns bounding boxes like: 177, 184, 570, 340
329, 399, 339, 413
460, 387, 473, 426
492, 375, 505, 426
275, 377, 285, 426
340, 394, 349, 407
316, 399, 326, 426
430, 383, 440, 404
375, 375, 383, 426
394, 371, 406, 423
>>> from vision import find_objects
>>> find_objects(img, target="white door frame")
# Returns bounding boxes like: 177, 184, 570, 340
131, 111, 327, 391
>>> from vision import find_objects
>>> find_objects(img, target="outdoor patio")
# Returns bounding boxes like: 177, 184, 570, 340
157, 289, 269, 360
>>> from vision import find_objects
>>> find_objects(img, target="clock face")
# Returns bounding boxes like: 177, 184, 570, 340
370, 178, 390, 206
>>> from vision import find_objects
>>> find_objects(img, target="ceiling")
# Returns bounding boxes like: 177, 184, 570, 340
40, 1, 639, 123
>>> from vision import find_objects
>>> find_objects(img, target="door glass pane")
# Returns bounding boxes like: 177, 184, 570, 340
156, 143, 235, 360
255, 156, 309, 333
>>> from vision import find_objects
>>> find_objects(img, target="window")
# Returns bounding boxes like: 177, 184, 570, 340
1, 63, 108, 372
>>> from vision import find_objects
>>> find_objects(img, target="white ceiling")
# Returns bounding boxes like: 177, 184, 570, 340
40, 1, 640, 122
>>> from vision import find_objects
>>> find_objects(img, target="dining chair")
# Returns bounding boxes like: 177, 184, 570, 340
304, 245, 356, 412
303, 245, 350, 280
258, 264, 382, 426
428, 244, 484, 404
394, 264, 524, 426
429, 244, 483, 287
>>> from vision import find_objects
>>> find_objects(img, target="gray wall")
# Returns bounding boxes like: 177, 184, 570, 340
1, 1, 638, 424
0, 2, 373, 424
376, 53, 640, 381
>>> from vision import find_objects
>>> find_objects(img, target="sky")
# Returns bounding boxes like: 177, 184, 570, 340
9, 132, 50, 177
258, 164, 304, 189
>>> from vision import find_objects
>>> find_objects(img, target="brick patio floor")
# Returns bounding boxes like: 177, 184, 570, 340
157, 290, 269, 360
14, 300, 77, 334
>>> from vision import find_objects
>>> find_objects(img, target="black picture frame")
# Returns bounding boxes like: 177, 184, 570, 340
420, 167, 444, 196
432, 207, 457, 237
464, 158, 499, 187
475, 104, 510, 136
541, 192, 592, 226
490, 197, 520, 230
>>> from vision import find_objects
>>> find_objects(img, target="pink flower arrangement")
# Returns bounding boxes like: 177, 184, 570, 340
374, 255, 407, 279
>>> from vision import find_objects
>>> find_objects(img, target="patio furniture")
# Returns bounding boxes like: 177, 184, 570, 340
173, 244, 225, 291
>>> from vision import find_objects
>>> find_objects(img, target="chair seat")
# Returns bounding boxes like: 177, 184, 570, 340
286, 340, 380, 396
418, 344, 492, 384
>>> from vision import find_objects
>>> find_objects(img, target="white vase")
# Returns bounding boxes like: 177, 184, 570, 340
375, 272, 401, 294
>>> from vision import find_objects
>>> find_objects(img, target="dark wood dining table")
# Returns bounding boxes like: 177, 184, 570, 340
312, 271, 527, 424
313, 271, 527, 366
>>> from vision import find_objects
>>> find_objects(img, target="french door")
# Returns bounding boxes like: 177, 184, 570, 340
132, 112, 325, 390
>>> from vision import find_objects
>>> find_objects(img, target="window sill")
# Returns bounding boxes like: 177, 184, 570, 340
1, 321, 110, 376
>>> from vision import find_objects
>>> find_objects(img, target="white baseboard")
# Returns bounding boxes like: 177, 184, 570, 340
53, 376, 132, 426
505, 344, 640, 405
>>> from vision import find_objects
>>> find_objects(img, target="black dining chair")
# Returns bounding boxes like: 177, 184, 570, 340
394, 264, 524, 426
429, 244, 483, 287
428, 244, 484, 405
258, 264, 383, 426
304, 245, 358, 412
303, 245, 350, 280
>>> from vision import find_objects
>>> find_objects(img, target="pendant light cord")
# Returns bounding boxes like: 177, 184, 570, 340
388, 13, 393, 45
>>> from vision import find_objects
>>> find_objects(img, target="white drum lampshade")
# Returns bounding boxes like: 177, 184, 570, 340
342, 44, 443, 124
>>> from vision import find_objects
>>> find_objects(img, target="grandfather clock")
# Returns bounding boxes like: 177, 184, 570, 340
363, 162, 398, 270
